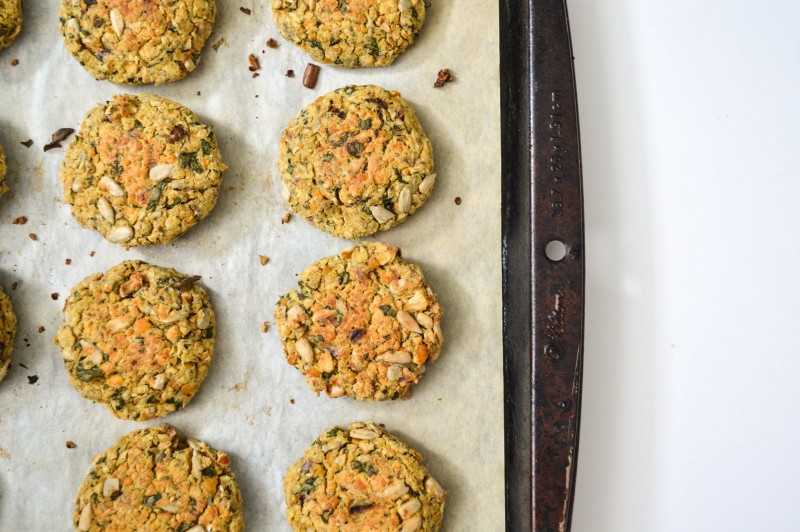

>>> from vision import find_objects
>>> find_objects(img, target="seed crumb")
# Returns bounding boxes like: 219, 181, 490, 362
51, 292, 59, 300
20, 139, 33, 148
66, 441, 77, 449
240, 7, 251, 15
11, 282, 18, 290
248, 53, 260, 71
267, 38, 279, 48
43, 127, 75, 152
19, 362, 28, 369
252, 73, 260, 78
38, 326, 45, 333
196, 91, 201, 96
27, 375, 38, 384
434, 68, 454, 88
212, 37, 226, 52
10, 59, 19, 66
290, 398, 295, 405
12, 216, 27, 225
259, 255, 269, 266
261, 321, 269, 333
281, 213, 291, 224
303, 63, 320, 89
455, 196, 462, 205
28, 233, 37, 241
65, 258, 72, 265
285, 69, 295, 78
90, 251, 96, 257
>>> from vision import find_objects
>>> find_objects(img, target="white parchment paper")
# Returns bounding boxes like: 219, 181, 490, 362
0, 1, 501, 530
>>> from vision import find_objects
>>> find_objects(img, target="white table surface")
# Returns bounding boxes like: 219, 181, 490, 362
569, 1, 800, 530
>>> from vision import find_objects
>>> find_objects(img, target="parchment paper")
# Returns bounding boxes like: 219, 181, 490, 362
0, 1, 502, 530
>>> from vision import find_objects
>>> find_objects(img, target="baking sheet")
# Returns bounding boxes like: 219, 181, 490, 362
0, 1, 502, 529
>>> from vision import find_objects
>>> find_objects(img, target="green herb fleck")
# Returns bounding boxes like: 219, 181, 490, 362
179, 151, 203, 173
347, 141, 364, 157
143, 493, 162, 507
326, 427, 343, 438
75, 364, 103, 382
380, 305, 396, 317
200, 139, 211, 156
292, 477, 317, 495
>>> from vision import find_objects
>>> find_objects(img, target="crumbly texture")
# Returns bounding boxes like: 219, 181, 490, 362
272, 0, 426, 68
284, 421, 445, 531
60, 93, 226, 247
275, 242, 443, 401
59, 0, 217, 84
0, 0, 22, 51
55, 260, 215, 421
280, 85, 435, 239
74, 425, 244, 531
0, 142, 7, 198
0, 285, 16, 382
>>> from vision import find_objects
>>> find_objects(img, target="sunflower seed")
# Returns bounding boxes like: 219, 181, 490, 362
400, 514, 422, 532
398, 498, 421, 519
370, 205, 395, 224
197, 308, 211, 329
415, 313, 433, 329
434, 322, 443, 342
152, 374, 166, 390
162, 502, 180, 513
397, 311, 422, 334
406, 290, 429, 311
71, 177, 83, 192
106, 225, 133, 244
110, 9, 125, 37
102, 478, 120, 497
187, 438, 201, 450
77, 504, 92, 531
281, 182, 291, 202
107, 317, 132, 332
99, 176, 124, 197
425, 476, 446, 497
378, 351, 412, 364
381, 481, 409, 499
399, 0, 412, 10
296, 338, 314, 363
398, 186, 412, 213
97, 197, 115, 223
349, 428, 379, 440
419, 173, 436, 194
287, 305, 307, 326
309, 0, 317, 10
186, 526, 206, 532
149, 163, 174, 182
387, 365, 403, 382
66, 18, 80, 33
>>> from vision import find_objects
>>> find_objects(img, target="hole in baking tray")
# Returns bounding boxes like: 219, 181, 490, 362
545, 240, 567, 262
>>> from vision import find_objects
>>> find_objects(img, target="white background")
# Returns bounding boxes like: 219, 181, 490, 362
569, 1, 800, 531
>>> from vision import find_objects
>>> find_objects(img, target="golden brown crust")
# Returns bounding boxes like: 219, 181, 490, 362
60, 94, 226, 246
0, 0, 22, 51
59, 0, 217, 84
272, 0, 426, 68
74, 425, 244, 531
280, 85, 435, 239
284, 421, 445, 531
55, 260, 215, 421
0, 285, 15, 382
275, 242, 443, 401
0, 143, 8, 198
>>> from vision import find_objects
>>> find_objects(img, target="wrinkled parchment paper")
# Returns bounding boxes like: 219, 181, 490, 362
0, 1, 501, 529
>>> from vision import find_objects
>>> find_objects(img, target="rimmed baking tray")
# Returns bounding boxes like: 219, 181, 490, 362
500, 0, 585, 530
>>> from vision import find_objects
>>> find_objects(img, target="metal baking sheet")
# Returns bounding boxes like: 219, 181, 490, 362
0, 1, 502, 530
